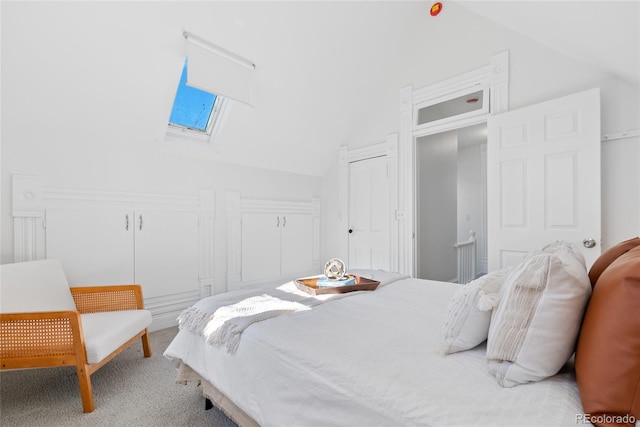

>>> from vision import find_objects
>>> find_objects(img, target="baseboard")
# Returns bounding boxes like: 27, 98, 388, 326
149, 310, 181, 332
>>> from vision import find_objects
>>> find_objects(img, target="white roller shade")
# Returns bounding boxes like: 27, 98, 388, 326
184, 31, 255, 107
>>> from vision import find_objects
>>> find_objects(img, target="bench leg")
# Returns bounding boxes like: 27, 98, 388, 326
76, 364, 95, 413
141, 329, 152, 357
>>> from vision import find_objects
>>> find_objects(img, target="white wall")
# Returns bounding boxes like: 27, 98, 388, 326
2, 1, 637, 287
336, 1, 639, 260
417, 132, 457, 282
320, 160, 342, 263
457, 144, 483, 243
457, 143, 485, 274
601, 137, 640, 248
1, 156, 321, 294
0, 5, 325, 294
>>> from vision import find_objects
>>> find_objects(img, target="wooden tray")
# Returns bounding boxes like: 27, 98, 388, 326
295, 275, 380, 295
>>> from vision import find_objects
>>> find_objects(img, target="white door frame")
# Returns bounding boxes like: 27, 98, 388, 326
338, 135, 399, 272
398, 51, 510, 276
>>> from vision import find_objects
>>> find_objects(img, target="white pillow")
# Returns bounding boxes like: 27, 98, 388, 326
486, 245, 591, 387
441, 268, 510, 354
537, 240, 587, 266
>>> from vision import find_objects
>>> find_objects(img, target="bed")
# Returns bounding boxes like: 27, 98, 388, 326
164, 239, 640, 427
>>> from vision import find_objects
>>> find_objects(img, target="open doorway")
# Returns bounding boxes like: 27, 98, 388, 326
398, 52, 509, 277
416, 123, 488, 282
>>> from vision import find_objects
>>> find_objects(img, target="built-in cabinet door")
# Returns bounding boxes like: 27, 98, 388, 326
45, 208, 200, 299
45, 209, 134, 285
280, 213, 312, 277
241, 213, 280, 282
133, 210, 199, 299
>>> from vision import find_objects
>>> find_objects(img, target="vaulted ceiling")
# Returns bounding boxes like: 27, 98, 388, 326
2, 1, 637, 177
458, 1, 639, 88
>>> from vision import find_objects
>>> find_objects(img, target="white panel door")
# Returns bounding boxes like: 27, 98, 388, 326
45, 209, 134, 286
280, 213, 313, 277
348, 156, 390, 270
487, 88, 601, 270
134, 210, 199, 299
241, 213, 280, 282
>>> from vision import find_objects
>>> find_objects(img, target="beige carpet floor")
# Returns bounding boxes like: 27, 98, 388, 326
0, 326, 238, 427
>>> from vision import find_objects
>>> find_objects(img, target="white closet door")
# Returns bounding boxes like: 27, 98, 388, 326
45, 209, 134, 286
241, 213, 281, 283
348, 156, 390, 270
134, 210, 199, 299
280, 213, 313, 278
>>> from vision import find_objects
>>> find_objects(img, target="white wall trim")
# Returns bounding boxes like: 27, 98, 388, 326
311, 197, 321, 270
41, 187, 200, 210
12, 175, 47, 262
226, 191, 242, 290
489, 50, 510, 114
398, 86, 413, 276
412, 65, 489, 105
11, 174, 214, 330
338, 147, 349, 261
346, 141, 389, 163
399, 51, 509, 276
145, 289, 201, 331
413, 115, 488, 139
602, 130, 640, 142
479, 143, 488, 274
387, 133, 400, 273
198, 189, 216, 298
240, 198, 314, 215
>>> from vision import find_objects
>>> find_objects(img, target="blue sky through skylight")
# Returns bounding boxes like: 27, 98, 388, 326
169, 61, 217, 131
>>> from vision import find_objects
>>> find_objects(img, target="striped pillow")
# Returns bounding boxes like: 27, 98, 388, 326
486, 246, 591, 387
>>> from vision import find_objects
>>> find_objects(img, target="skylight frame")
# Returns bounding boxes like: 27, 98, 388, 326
166, 60, 230, 145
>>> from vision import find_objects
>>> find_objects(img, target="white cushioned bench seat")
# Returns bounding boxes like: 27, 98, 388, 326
0, 259, 153, 413
81, 310, 153, 364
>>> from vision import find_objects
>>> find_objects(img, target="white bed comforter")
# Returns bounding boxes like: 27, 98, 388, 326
164, 276, 583, 427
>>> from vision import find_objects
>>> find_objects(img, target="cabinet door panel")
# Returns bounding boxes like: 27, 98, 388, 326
280, 214, 313, 277
241, 213, 280, 282
45, 209, 134, 286
134, 210, 199, 299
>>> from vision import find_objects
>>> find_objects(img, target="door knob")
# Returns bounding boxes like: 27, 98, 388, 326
583, 238, 596, 248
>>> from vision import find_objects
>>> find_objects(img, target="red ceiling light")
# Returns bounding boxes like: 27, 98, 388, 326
430, 2, 443, 17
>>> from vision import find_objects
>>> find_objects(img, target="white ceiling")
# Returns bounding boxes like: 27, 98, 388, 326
456, 0, 639, 88
3, 1, 638, 178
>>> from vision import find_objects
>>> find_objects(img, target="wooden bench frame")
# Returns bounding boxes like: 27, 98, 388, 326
0, 284, 151, 413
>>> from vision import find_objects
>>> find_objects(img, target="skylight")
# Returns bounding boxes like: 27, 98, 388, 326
168, 60, 220, 134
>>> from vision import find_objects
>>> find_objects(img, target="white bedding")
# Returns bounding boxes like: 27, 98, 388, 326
164, 276, 584, 427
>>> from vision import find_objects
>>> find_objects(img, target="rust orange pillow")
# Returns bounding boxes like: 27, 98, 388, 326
587, 237, 640, 287
576, 244, 640, 426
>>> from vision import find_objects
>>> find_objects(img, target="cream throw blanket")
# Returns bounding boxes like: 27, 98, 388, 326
178, 284, 342, 354
178, 271, 408, 354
